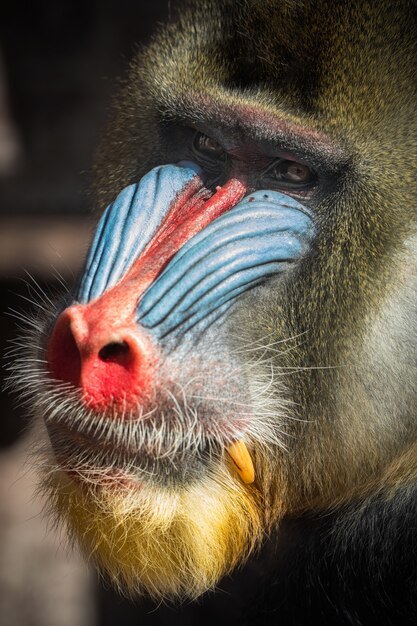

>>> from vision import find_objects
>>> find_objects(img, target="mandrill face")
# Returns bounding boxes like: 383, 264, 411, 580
9, 0, 417, 606
25, 161, 314, 598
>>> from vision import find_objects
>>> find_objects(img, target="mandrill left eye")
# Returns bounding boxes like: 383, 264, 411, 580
264, 159, 317, 189
192, 131, 227, 165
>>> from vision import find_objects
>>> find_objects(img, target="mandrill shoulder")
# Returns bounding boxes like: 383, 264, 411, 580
250, 481, 417, 626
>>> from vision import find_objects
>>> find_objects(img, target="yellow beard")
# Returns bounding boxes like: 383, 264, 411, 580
44, 463, 264, 599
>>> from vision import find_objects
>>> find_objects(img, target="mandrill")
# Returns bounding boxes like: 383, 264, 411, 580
9, 0, 417, 624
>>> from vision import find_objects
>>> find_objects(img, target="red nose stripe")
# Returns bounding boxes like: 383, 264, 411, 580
47, 177, 246, 412
123, 177, 246, 294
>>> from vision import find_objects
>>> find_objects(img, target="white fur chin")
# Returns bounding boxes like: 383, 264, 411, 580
42, 462, 264, 600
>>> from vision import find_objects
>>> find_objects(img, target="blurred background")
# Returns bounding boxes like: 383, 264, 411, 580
0, 2, 270, 625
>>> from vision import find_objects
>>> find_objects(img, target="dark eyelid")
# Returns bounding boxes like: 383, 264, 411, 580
261, 158, 317, 188
164, 106, 351, 176
192, 131, 227, 161
265, 158, 314, 175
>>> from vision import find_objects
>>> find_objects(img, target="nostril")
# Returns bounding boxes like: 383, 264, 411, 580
47, 314, 81, 387
98, 341, 130, 363
47, 305, 157, 411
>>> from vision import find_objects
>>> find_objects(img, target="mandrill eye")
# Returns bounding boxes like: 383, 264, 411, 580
264, 158, 317, 189
192, 131, 227, 164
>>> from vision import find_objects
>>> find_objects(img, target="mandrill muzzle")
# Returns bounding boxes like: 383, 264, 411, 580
47, 162, 314, 485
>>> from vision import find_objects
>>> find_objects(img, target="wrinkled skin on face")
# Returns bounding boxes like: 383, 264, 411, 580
9, 0, 417, 604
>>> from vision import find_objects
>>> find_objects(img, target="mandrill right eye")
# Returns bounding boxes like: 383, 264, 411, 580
192, 131, 227, 165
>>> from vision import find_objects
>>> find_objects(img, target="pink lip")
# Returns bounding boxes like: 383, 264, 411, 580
50, 424, 145, 490
57, 461, 144, 492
